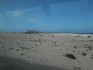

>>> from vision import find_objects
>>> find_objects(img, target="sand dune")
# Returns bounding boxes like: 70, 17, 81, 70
0, 32, 93, 70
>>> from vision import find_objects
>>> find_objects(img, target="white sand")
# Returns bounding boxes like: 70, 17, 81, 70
0, 32, 93, 70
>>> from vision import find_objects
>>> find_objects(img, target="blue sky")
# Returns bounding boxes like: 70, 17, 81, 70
0, 0, 93, 33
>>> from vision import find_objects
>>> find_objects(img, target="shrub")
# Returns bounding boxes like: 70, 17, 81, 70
81, 52, 87, 56
88, 36, 91, 38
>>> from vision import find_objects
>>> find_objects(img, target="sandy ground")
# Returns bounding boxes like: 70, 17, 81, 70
0, 55, 65, 70
0, 32, 93, 70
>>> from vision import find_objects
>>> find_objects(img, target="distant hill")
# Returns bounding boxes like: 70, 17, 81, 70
24, 30, 45, 34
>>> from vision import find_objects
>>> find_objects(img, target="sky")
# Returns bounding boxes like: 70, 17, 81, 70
0, 0, 93, 33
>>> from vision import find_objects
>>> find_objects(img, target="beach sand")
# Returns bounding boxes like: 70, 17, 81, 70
0, 32, 93, 70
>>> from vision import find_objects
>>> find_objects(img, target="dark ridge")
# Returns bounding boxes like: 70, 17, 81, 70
46, 32, 93, 34
1, 30, 93, 34
24, 30, 45, 34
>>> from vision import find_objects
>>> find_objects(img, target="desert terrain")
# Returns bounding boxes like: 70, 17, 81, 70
0, 32, 93, 70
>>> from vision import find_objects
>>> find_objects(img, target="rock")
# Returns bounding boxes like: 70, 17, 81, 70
63, 54, 77, 60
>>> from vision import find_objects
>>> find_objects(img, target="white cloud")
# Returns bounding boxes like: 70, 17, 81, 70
0, 13, 1, 16
6, 6, 42, 17
27, 19, 38, 23
6, 10, 24, 17
24, 7, 42, 12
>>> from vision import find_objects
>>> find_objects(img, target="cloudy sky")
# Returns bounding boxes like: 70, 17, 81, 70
0, 0, 93, 33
